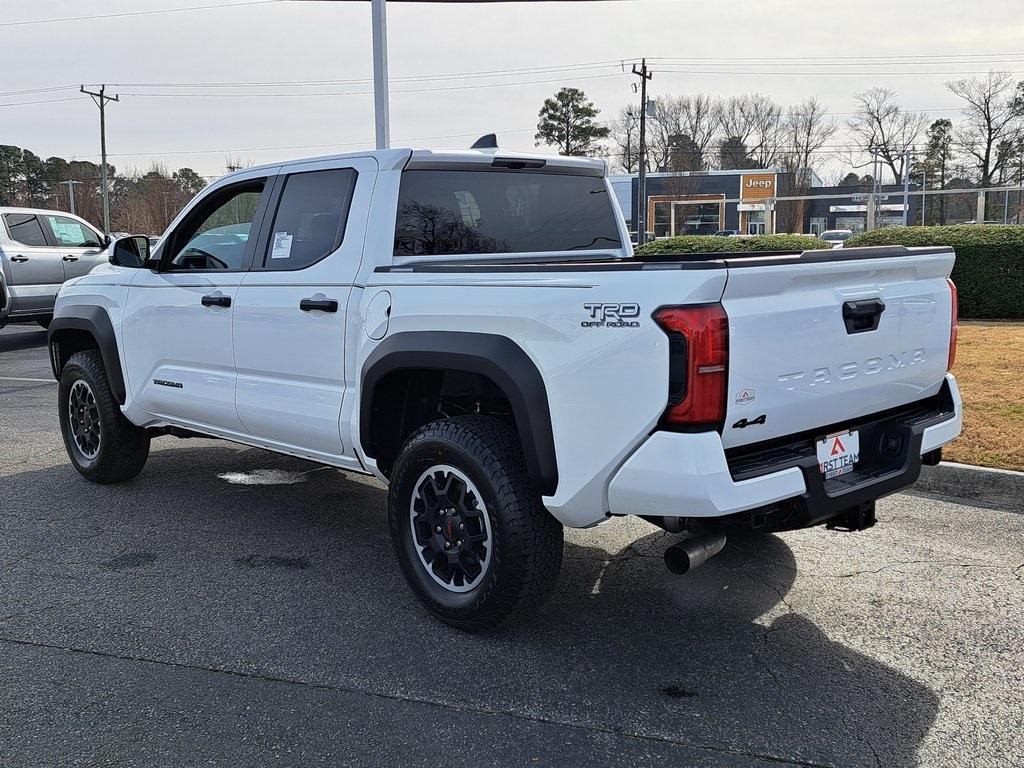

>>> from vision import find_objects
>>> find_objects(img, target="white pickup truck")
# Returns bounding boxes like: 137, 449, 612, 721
48, 146, 962, 629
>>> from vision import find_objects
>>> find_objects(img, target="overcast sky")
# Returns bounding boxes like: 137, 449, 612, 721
2, 0, 1021, 180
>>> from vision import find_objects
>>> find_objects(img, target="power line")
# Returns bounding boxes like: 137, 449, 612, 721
0, 0, 283, 28
0, 97, 83, 108
654, 68, 1024, 77
102, 59, 631, 88
0, 84, 78, 98
648, 52, 1024, 62
113, 71, 625, 99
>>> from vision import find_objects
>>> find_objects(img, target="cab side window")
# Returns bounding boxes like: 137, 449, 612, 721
261, 169, 357, 270
3, 213, 48, 247
165, 180, 266, 272
45, 215, 103, 248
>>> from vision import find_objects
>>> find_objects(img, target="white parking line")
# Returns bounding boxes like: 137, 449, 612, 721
0, 376, 55, 384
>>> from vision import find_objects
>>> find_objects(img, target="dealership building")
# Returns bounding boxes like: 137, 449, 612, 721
609, 169, 920, 237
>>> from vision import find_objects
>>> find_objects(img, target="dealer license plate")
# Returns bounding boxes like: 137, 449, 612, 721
816, 430, 860, 479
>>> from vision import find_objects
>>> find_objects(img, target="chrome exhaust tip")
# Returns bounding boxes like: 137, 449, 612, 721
664, 531, 727, 575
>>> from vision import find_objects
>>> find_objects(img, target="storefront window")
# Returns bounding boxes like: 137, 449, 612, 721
653, 202, 672, 238
676, 202, 720, 234
746, 209, 765, 235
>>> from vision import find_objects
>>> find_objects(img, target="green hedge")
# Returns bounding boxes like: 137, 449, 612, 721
845, 225, 1024, 319
635, 234, 831, 256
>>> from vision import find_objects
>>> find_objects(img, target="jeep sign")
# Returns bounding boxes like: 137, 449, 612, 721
740, 173, 776, 200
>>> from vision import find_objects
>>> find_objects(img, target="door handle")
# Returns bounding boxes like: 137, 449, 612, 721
842, 298, 886, 333
63, 255, 79, 262
201, 294, 232, 308
299, 298, 338, 313
10, 255, 28, 262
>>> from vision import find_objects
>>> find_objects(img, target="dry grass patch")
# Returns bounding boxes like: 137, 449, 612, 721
946, 321, 1024, 471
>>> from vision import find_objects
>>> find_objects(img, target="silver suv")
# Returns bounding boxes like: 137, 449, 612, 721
0, 207, 109, 329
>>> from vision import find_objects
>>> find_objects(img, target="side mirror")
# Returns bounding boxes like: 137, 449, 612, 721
108, 235, 150, 268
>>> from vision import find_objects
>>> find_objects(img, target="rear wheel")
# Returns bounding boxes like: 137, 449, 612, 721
388, 416, 563, 630
58, 350, 150, 483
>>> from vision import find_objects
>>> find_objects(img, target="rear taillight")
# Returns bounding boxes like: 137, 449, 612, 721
653, 304, 729, 428
947, 278, 958, 371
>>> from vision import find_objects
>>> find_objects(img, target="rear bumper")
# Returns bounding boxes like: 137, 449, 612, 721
608, 374, 962, 521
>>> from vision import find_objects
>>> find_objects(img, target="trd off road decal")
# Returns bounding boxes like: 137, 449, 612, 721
582, 303, 641, 328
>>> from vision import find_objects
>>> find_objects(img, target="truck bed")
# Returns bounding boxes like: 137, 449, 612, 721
377, 245, 954, 273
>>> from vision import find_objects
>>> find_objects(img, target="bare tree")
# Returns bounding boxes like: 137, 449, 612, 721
946, 71, 1023, 190
647, 96, 682, 172
679, 93, 719, 163
647, 94, 720, 172
608, 105, 641, 173
776, 99, 837, 232
224, 154, 253, 173
717, 94, 785, 168
782, 98, 838, 174
847, 87, 928, 183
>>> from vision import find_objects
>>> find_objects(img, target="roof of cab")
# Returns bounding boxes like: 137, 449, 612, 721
218, 147, 606, 184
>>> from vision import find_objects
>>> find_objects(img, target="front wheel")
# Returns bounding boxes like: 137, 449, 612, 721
388, 416, 563, 631
58, 350, 150, 484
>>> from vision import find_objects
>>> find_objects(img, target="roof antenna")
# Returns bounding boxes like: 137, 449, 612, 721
470, 133, 498, 150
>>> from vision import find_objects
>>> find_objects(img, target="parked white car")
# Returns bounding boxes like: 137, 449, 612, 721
820, 229, 854, 248
0, 207, 108, 329
47, 147, 962, 629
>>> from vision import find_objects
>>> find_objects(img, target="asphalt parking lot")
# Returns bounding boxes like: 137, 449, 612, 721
1, 324, 1021, 768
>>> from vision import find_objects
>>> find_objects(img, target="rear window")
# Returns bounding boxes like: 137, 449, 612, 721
393, 170, 622, 256
3, 213, 48, 247
262, 168, 357, 269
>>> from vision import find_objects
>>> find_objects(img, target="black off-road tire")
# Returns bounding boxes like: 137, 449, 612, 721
389, 415, 563, 631
58, 350, 150, 484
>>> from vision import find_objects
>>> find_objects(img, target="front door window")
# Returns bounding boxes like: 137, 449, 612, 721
165, 182, 265, 271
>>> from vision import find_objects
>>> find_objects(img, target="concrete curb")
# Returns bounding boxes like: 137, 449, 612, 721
915, 461, 1024, 509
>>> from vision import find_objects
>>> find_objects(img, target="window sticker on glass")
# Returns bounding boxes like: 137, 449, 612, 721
271, 231, 293, 259
48, 216, 86, 245
454, 190, 481, 227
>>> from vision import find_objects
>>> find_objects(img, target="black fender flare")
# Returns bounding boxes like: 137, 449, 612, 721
361, 331, 558, 496
47, 306, 127, 404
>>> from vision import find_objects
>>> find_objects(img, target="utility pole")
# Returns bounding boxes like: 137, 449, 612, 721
81, 85, 119, 234
60, 180, 83, 216
1018, 153, 1023, 225
902, 149, 911, 227
630, 59, 652, 245
920, 170, 927, 226
866, 146, 880, 230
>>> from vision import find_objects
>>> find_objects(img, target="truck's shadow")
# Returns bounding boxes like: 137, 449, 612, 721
1, 442, 939, 767
0, 328, 47, 353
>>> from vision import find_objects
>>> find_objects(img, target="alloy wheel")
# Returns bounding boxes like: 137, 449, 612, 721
68, 379, 101, 459
409, 464, 493, 593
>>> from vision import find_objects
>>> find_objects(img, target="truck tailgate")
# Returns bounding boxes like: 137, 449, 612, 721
720, 247, 955, 449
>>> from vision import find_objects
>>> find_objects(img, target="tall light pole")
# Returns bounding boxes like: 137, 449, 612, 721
370, 0, 390, 149
315, 0, 616, 152
81, 85, 119, 233
60, 179, 83, 216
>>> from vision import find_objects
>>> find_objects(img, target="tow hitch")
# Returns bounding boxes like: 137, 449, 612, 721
826, 501, 877, 532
